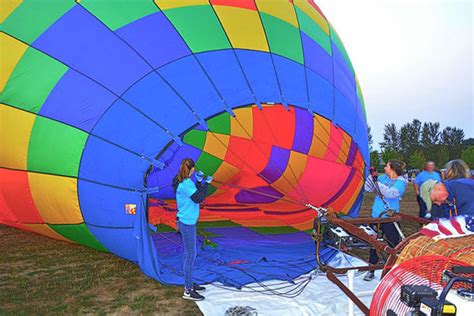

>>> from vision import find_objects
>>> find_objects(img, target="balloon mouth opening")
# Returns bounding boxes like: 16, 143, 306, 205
144, 103, 366, 231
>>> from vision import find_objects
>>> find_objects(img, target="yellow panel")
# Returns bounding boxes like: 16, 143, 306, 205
154, 0, 208, 10
231, 107, 253, 139
24, 223, 71, 242
294, 0, 329, 34
0, 33, 28, 92
0, 0, 22, 23
272, 151, 307, 195
213, 6, 268, 52
212, 161, 240, 188
308, 115, 330, 158
0, 104, 35, 169
203, 132, 230, 160
337, 133, 352, 163
28, 173, 83, 224
256, 0, 298, 28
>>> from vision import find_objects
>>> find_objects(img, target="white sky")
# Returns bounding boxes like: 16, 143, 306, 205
316, 0, 473, 148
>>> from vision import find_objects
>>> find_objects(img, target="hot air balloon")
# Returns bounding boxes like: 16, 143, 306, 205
0, 0, 368, 287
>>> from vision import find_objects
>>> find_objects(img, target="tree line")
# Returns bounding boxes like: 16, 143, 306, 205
369, 119, 474, 170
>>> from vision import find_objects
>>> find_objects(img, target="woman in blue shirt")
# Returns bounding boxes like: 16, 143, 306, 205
363, 159, 407, 281
172, 158, 211, 301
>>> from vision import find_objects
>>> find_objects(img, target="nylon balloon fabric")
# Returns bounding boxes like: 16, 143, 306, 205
0, 0, 368, 287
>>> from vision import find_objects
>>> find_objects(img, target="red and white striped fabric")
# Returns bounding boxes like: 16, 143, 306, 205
420, 215, 474, 240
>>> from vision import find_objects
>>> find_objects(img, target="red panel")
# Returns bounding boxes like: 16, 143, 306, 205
224, 136, 271, 173
292, 156, 351, 206
0, 168, 44, 223
329, 171, 363, 213
252, 105, 295, 150
324, 124, 343, 162
210, 0, 257, 10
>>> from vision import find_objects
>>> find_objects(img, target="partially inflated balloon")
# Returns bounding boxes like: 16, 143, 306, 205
0, 0, 368, 286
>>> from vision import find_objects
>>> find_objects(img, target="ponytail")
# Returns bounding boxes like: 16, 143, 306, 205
177, 158, 195, 182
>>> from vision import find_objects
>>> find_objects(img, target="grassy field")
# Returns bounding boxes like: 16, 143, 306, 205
0, 186, 420, 315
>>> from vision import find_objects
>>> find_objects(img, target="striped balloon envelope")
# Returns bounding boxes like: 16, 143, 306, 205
0, 0, 368, 286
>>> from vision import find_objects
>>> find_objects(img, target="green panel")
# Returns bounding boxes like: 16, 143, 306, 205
162, 5, 230, 53
182, 129, 206, 150
0, 0, 74, 44
155, 224, 175, 233
329, 24, 354, 76
260, 13, 303, 64
197, 220, 240, 228
294, 7, 331, 55
49, 223, 107, 252
0, 47, 68, 113
206, 184, 217, 196
208, 112, 230, 135
27, 117, 88, 177
80, 0, 159, 30
195, 152, 222, 176
249, 226, 299, 235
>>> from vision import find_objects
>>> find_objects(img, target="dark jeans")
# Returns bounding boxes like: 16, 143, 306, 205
369, 223, 402, 264
416, 195, 428, 218
178, 221, 197, 290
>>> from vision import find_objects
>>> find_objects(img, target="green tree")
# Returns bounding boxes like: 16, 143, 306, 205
441, 127, 465, 160
381, 148, 403, 164
435, 144, 450, 168
370, 150, 381, 167
400, 119, 422, 161
408, 150, 425, 170
380, 123, 400, 152
461, 146, 474, 169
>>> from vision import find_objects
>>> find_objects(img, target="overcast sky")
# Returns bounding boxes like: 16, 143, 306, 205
316, 0, 473, 148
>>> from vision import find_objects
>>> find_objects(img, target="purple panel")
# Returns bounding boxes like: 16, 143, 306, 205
258, 146, 290, 183
345, 141, 358, 166
331, 41, 354, 82
292, 107, 313, 154
301, 32, 333, 83
32, 5, 150, 94
116, 12, 191, 69
235, 186, 284, 204
39, 70, 116, 131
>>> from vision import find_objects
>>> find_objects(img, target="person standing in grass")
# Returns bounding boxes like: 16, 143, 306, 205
172, 158, 212, 301
413, 161, 442, 219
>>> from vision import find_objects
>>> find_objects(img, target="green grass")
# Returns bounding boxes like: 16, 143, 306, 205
0, 186, 420, 314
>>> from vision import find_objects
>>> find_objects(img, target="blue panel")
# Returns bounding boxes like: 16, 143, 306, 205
122, 72, 197, 137
235, 50, 280, 104
148, 144, 202, 200
331, 41, 354, 82
354, 117, 369, 164
333, 90, 356, 135
306, 69, 333, 119
92, 99, 170, 157
196, 50, 254, 108
333, 61, 356, 106
272, 54, 307, 107
116, 12, 191, 69
87, 225, 138, 262
79, 180, 140, 227
301, 32, 332, 83
79, 135, 150, 188
39, 70, 116, 132
32, 5, 150, 94
158, 55, 224, 120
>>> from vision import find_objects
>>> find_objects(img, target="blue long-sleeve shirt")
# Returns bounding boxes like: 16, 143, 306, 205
365, 175, 407, 218
176, 178, 200, 225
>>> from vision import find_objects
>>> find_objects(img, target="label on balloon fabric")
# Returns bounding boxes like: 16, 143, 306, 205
125, 204, 136, 215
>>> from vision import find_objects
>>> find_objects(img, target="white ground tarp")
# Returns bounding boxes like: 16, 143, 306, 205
196, 252, 381, 316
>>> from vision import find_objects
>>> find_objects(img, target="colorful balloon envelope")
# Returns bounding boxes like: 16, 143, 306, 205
0, 0, 368, 287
